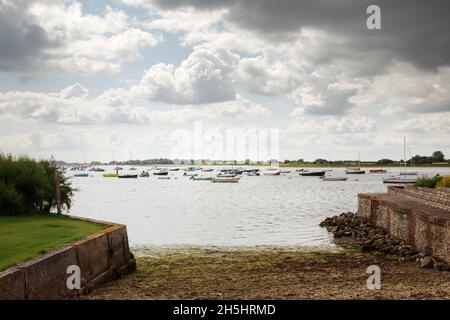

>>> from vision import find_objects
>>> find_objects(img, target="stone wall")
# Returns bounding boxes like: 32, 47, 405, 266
388, 186, 450, 211
0, 218, 136, 300
358, 186, 450, 264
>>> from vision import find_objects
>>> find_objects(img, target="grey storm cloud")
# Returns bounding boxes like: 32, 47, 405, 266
0, 1, 51, 71
150, 0, 450, 71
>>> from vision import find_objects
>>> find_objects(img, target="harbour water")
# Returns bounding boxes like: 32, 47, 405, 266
69, 167, 450, 248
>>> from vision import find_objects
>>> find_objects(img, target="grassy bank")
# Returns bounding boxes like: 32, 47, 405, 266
86, 247, 450, 300
0, 213, 108, 271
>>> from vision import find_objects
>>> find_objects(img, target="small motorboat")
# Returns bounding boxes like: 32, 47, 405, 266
183, 172, 198, 177
280, 170, 291, 174
158, 176, 170, 180
300, 171, 326, 177
295, 168, 308, 172
153, 169, 169, 176
88, 167, 105, 172
263, 167, 281, 176
345, 168, 366, 174
321, 176, 348, 181
369, 169, 387, 174
217, 172, 237, 178
169, 167, 180, 171
103, 173, 119, 178
210, 177, 240, 183
190, 176, 212, 181
139, 171, 150, 177
383, 176, 417, 184
246, 171, 260, 176
129, 167, 137, 171
74, 172, 89, 177
202, 168, 214, 172
118, 174, 138, 179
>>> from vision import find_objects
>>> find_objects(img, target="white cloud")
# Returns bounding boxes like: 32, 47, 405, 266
0, 84, 269, 125
132, 45, 240, 104
16, 1, 162, 74
352, 63, 450, 116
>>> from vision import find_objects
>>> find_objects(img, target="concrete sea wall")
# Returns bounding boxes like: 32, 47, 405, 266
0, 218, 136, 300
358, 186, 450, 263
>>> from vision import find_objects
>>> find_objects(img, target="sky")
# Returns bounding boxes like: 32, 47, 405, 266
0, 0, 449, 162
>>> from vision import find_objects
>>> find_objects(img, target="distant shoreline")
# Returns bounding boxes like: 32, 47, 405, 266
67, 163, 450, 168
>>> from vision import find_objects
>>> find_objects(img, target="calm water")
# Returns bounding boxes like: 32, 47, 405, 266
69, 167, 449, 247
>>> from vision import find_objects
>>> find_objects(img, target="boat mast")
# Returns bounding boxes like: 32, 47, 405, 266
403, 136, 407, 174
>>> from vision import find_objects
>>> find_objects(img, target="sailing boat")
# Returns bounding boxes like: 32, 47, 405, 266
399, 137, 418, 176
346, 153, 365, 174
383, 136, 418, 184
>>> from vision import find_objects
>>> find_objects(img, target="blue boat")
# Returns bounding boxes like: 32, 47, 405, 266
74, 172, 89, 177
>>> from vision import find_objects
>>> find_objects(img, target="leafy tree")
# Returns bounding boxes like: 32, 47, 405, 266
0, 154, 74, 215
432, 151, 445, 162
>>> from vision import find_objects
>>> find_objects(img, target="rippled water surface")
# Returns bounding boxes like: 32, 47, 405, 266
69, 167, 449, 247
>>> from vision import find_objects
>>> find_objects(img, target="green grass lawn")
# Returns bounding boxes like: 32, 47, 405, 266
0, 214, 108, 271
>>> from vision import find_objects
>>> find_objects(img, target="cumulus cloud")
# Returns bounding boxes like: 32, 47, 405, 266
0, 1, 161, 74
351, 63, 450, 116
0, 84, 269, 125
132, 45, 239, 104
234, 51, 304, 96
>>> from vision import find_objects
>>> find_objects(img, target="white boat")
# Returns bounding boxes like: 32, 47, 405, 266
263, 167, 281, 176
384, 137, 419, 184
383, 176, 417, 184
210, 177, 240, 183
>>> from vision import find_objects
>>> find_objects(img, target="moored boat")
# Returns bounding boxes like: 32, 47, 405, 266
345, 168, 366, 174
103, 173, 119, 177
183, 172, 198, 177
217, 173, 237, 178
153, 169, 169, 176
118, 174, 138, 179
210, 177, 240, 183
139, 171, 150, 177
321, 176, 348, 181
74, 172, 89, 177
369, 169, 387, 174
382, 176, 417, 184
300, 171, 326, 177
263, 167, 281, 176
190, 176, 212, 181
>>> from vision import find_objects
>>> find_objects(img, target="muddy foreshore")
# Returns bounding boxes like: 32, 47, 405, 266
85, 213, 450, 300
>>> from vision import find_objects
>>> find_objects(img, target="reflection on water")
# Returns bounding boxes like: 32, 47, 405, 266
69, 167, 449, 247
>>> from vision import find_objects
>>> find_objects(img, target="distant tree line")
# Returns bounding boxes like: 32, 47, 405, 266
282, 151, 448, 165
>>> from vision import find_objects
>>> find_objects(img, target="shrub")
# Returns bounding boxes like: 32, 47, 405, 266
0, 182, 25, 215
436, 175, 450, 188
414, 176, 443, 188
0, 154, 74, 215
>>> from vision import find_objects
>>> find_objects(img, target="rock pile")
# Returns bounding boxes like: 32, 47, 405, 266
320, 212, 449, 271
